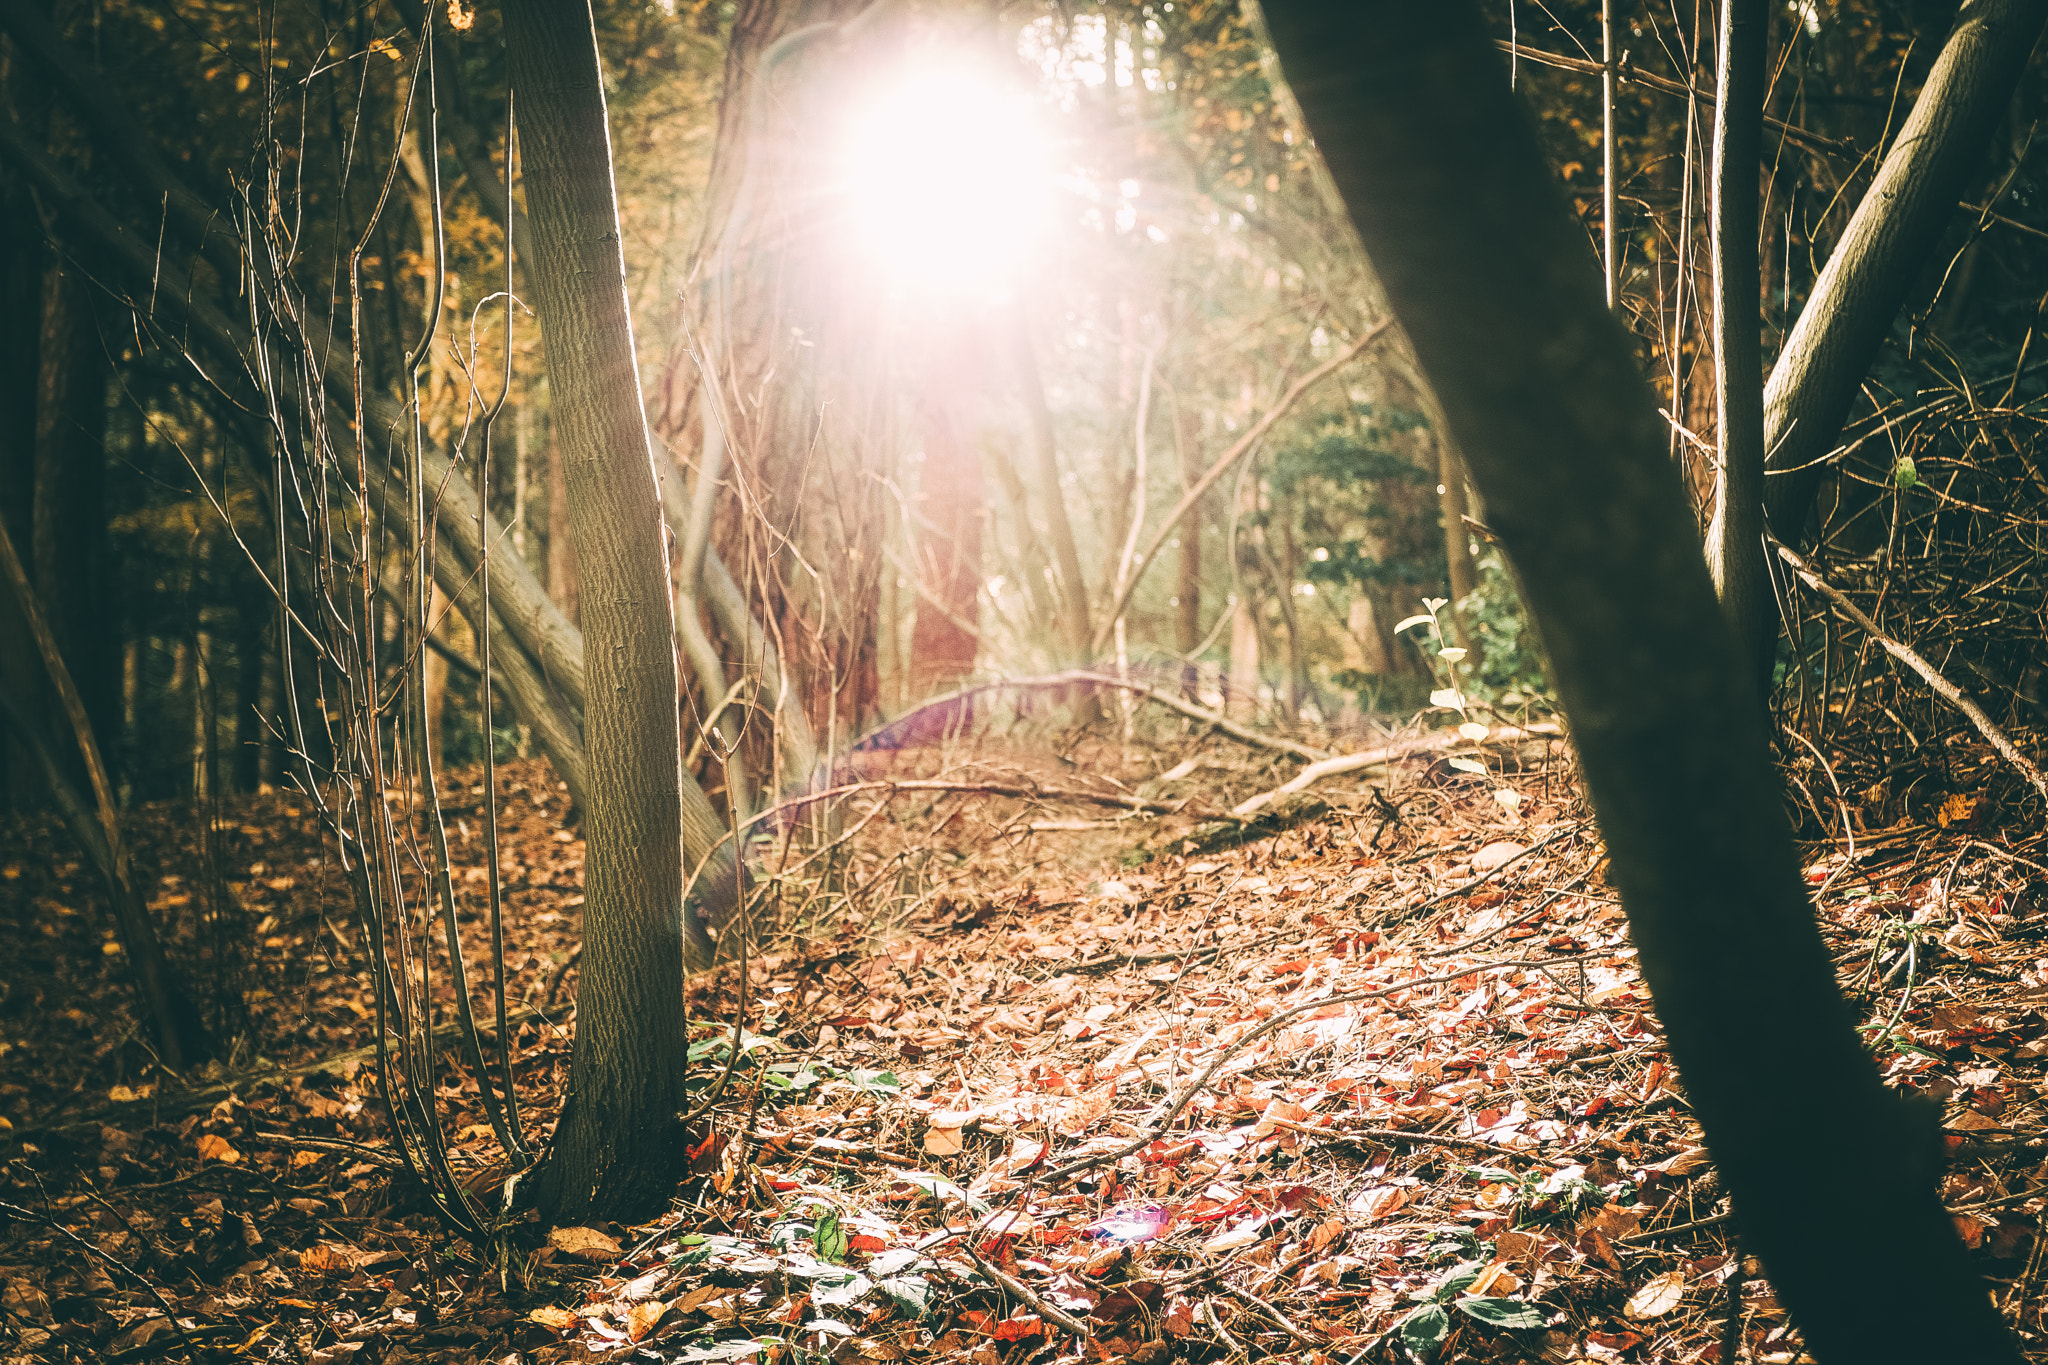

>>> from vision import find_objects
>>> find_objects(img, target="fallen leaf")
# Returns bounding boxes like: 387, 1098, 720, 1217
1470, 841, 1528, 873
528, 1306, 578, 1332
1624, 1270, 1686, 1319
924, 1126, 964, 1156
547, 1225, 623, 1262
195, 1133, 242, 1164
625, 1299, 668, 1341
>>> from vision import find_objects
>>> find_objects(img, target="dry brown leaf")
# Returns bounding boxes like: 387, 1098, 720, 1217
1348, 1184, 1410, 1224
547, 1225, 623, 1262
528, 1306, 579, 1332
299, 1243, 360, 1275
625, 1299, 667, 1342
1623, 1270, 1686, 1319
924, 1126, 965, 1156
194, 1133, 241, 1164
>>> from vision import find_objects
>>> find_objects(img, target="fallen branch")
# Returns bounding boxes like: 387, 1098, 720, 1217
1230, 722, 1564, 818
1220, 1281, 1325, 1347
1774, 539, 2048, 805
1262, 1116, 1543, 1164
853, 671, 1330, 764
961, 1239, 1093, 1337
1064, 671, 1332, 762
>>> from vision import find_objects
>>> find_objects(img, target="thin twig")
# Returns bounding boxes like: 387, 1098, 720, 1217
0, 1198, 206, 1365
1220, 1280, 1325, 1347
960, 1239, 1092, 1337
1774, 538, 2048, 804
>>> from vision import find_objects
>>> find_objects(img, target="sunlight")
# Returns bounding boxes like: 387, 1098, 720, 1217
837, 63, 1052, 297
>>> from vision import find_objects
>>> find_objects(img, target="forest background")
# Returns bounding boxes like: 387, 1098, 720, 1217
16, 0, 2043, 825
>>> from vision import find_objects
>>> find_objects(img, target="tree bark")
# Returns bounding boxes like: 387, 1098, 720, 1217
1754, 0, 2047, 668
1172, 397, 1203, 697
505, 0, 692, 1223
1704, 0, 1767, 669
1010, 309, 1094, 664
545, 424, 580, 627
1259, 5, 2022, 1361
1436, 437, 1481, 667
907, 385, 981, 696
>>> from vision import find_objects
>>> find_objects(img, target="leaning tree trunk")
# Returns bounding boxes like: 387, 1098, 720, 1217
505, 0, 693, 1223
1752, 0, 2047, 674
1259, 4, 2022, 1361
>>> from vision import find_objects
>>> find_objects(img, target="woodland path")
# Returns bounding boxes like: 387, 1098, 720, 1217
2, 734, 2046, 1365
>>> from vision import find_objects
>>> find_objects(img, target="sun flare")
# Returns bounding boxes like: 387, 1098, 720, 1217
837, 64, 1052, 296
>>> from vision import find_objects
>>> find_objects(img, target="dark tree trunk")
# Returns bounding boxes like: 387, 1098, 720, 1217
506, 0, 693, 1223
34, 264, 111, 750
1259, 5, 2023, 1361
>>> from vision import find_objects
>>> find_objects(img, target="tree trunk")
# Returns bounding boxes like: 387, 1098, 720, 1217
1754, 0, 2047, 671
1436, 437, 1481, 667
1259, 5, 2023, 1361
544, 420, 580, 626
1172, 397, 1202, 697
1704, 0, 1767, 673
1226, 596, 1260, 722
505, 0, 692, 1224
1010, 309, 1093, 663
32, 263, 110, 749
907, 383, 981, 697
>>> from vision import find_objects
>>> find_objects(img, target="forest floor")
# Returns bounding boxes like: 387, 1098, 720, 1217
3, 722, 2048, 1365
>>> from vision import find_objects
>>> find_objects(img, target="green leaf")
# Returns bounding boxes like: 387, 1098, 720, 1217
809, 1272, 874, 1308
848, 1069, 902, 1095
814, 1208, 847, 1263
1454, 1297, 1546, 1329
879, 1275, 931, 1315
1398, 1303, 1451, 1358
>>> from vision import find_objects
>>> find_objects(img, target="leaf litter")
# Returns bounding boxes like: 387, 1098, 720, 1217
4, 738, 2048, 1363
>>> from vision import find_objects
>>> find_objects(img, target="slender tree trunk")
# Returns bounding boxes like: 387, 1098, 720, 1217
907, 381, 981, 697
544, 420, 580, 626
1437, 437, 1481, 668
423, 583, 449, 762
1226, 598, 1261, 722
1704, 0, 1767, 671
1010, 309, 1092, 663
1172, 398, 1202, 697
506, 0, 693, 1223
1754, 0, 2048, 672
1260, 5, 2022, 1359
32, 263, 109, 748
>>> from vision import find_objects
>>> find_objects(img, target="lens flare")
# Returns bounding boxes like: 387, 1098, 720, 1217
838, 65, 1050, 296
